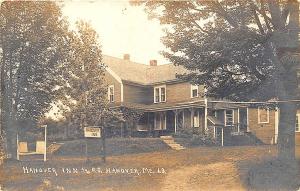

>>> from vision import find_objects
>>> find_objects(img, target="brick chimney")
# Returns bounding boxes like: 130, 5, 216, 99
123, 54, 130, 61
150, 60, 157, 66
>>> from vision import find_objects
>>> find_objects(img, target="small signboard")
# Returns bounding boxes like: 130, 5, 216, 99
84, 127, 101, 138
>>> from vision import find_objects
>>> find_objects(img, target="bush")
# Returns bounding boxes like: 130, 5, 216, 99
173, 128, 217, 147
173, 128, 195, 138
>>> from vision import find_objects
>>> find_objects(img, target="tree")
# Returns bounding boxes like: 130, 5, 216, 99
0, 1, 71, 159
135, 0, 299, 161
60, 21, 123, 134
120, 107, 144, 137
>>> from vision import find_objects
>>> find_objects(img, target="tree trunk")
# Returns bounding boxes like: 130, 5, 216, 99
276, 61, 298, 161
6, 120, 17, 160
278, 101, 296, 161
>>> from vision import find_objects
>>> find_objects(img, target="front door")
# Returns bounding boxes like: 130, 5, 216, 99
239, 108, 248, 132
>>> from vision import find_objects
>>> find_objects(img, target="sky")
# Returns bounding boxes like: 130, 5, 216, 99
62, 0, 168, 65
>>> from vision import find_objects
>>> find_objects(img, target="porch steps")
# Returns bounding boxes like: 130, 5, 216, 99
160, 136, 185, 150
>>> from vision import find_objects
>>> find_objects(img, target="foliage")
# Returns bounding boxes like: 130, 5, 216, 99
0, 1, 72, 158
136, 0, 299, 160
0, 1, 70, 121
120, 107, 144, 122
174, 128, 217, 146
136, 0, 299, 101
0, 1, 123, 158
59, 21, 124, 130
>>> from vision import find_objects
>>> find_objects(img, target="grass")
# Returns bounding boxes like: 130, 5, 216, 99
54, 137, 170, 157
1, 144, 300, 191
0, 145, 282, 191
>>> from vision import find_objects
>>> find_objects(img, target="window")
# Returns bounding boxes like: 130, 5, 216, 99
193, 110, 200, 127
108, 85, 114, 102
258, 107, 269, 124
154, 112, 166, 130
155, 88, 160, 103
161, 87, 166, 102
296, 114, 300, 132
225, 110, 234, 126
154, 85, 166, 103
191, 85, 199, 98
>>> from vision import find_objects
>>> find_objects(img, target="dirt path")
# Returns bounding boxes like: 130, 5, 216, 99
162, 162, 245, 191
1, 146, 283, 191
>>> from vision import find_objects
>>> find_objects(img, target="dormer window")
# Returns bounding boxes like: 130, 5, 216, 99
154, 85, 166, 103
108, 85, 114, 103
191, 84, 199, 98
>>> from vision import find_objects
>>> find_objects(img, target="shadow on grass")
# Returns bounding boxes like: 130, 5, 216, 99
238, 158, 300, 191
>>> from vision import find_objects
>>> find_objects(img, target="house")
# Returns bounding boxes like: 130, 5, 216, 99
104, 54, 297, 146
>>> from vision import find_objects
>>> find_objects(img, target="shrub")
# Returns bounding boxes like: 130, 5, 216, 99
174, 128, 217, 147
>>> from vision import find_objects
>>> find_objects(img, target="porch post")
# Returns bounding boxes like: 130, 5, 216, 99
147, 112, 151, 136
174, 110, 178, 133
204, 98, 208, 131
237, 108, 240, 133
182, 109, 185, 128
275, 107, 279, 144
221, 127, 224, 147
16, 133, 19, 160
190, 108, 194, 128
246, 107, 249, 132
154, 112, 156, 130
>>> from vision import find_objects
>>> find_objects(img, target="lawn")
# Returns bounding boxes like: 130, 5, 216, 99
54, 137, 170, 157
0, 140, 299, 191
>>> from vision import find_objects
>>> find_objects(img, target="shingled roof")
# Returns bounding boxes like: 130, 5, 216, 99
103, 55, 187, 84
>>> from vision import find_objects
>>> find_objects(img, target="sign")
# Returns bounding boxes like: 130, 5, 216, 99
84, 127, 101, 138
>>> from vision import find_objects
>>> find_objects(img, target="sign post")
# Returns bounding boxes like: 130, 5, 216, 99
84, 126, 105, 163
41, 125, 47, 162
102, 127, 106, 163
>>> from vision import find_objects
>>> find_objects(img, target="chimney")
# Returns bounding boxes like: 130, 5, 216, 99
123, 54, 130, 61
150, 60, 157, 66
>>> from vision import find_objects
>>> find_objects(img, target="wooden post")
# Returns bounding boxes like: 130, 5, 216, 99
85, 138, 88, 163
154, 113, 156, 130
246, 108, 249, 132
44, 125, 47, 162
221, 128, 224, 147
204, 98, 208, 131
213, 127, 216, 138
237, 108, 240, 133
16, 133, 19, 161
190, 108, 194, 128
182, 109, 185, 128
147, 113, 151, 137
102, 127, 106, 163
174, 110, 177, 134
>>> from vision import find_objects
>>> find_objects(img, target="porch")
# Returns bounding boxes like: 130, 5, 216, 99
136, 107, 206, 137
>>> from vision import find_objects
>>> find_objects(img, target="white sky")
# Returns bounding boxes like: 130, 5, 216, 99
62, 0, 168, 64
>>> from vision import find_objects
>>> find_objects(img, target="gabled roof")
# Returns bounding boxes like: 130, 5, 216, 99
103, 55, 187, 84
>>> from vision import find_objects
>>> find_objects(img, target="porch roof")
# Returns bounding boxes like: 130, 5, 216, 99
109, 100, 205, 112
207, 116, 224, 126
208, 101, 249, 109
